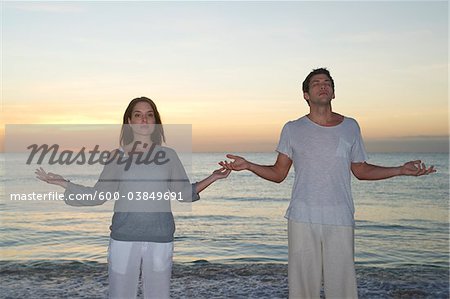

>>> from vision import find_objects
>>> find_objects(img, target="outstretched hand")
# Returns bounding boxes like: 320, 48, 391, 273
195, 167, 231, 194
212, 167, 231, 180
401, 160, 436, 176
35, 167, 68, 187
219, 154, 250, 171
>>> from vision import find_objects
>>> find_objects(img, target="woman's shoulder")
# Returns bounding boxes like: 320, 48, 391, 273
111, 148, 123, 155
157, 145, 177, 156
106, 148, 125, 161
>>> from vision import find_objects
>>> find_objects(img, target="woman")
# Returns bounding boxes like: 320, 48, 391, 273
36, 97, 230, 299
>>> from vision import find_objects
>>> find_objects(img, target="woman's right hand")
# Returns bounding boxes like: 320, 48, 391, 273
35, 167, 69, 188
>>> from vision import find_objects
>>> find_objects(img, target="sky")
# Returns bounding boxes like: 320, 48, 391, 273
1, 1, 448, 152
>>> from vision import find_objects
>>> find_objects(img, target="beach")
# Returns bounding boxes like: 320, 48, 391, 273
1, 260, 448, 298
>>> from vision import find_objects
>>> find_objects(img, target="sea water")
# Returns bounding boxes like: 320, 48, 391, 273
0, 152, 448, 298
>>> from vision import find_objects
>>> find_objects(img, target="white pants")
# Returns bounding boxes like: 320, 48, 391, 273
288, 221, 358, 299
108, 239, 173, 299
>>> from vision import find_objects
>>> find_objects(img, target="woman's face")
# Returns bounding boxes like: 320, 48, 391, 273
128, 101, 156, 136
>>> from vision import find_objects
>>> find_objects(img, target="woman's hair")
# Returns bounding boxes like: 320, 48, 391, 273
119, 97, 166, 147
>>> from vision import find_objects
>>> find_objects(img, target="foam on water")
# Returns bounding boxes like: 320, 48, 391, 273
0, 260, 448, 298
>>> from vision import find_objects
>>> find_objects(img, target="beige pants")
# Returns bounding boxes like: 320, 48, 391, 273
288, 221, 358, 299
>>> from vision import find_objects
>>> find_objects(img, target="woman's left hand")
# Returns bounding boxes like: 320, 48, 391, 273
212, 167, 231, 180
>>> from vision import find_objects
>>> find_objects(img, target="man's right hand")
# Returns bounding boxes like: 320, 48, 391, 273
220, 152, 292, 183
219, 154, 250, 171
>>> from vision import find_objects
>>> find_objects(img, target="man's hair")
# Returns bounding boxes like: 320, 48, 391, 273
302, 68, 335, 93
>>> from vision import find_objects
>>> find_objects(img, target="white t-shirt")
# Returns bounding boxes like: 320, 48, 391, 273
276, 116, 368, 226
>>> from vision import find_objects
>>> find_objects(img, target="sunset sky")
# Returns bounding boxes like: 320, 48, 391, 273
2, 1, 448, 152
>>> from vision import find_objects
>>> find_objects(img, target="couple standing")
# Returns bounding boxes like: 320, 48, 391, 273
36, 68, 435, 299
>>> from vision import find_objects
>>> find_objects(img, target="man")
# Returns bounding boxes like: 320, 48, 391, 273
220, 68, 435, 298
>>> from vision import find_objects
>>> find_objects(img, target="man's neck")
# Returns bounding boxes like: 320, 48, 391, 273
307, 105, 343, 127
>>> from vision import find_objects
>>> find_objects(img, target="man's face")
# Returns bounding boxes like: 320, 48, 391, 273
304, 74, 335, 106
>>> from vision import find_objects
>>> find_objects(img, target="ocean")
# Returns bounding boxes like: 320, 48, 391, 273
1, 152, 448, 298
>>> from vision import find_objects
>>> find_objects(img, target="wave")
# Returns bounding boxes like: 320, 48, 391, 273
1, 260, 448, 298
218, 197, 289, 202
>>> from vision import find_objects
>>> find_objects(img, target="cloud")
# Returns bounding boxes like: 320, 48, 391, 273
7, 2, 83, 13
335, 30, 434, 44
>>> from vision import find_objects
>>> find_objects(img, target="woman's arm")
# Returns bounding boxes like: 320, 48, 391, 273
195, 168, 231, 194
35, 150, 121, 206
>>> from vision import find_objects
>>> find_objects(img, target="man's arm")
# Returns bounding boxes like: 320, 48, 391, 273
220, 153, 292, 183
351, 160, 436, 181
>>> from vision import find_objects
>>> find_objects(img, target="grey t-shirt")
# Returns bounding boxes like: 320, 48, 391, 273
64, 145, 199, 242
276, 116, 368, 226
